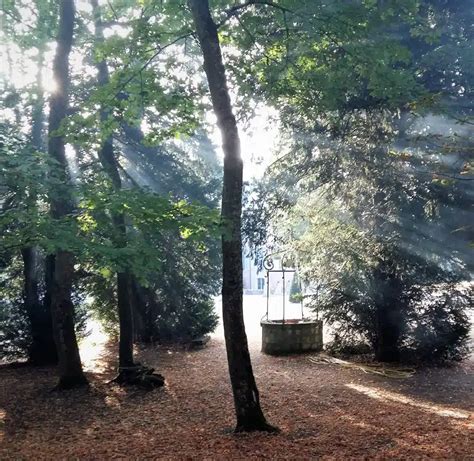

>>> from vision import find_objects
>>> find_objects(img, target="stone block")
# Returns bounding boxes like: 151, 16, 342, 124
261, 320, 323, 355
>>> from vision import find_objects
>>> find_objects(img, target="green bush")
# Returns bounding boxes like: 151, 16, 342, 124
289, 273, 302, 303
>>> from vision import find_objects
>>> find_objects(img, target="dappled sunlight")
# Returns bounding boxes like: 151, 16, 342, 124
346, 383, 473, 427
104, 394, 122, 409
79, 319, 109, 374
339, 413, 375, 430
1, 0, 473, 457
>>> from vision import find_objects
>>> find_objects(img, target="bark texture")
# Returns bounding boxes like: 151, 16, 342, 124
47, 0, 87, 389
188, 0, 275, 432
22, 247, 57, 365
91, 0, 135, 369
130, 280, 159, 343
23, 49, 57, 366
91, 1, 162, 387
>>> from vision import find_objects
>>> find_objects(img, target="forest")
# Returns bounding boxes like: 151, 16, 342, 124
0, 0, 473, 458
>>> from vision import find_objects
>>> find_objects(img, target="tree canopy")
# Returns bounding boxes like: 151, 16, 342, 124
0, 0, 472, 437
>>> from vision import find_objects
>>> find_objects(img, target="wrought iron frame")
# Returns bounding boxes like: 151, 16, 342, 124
262, 253, 304, 324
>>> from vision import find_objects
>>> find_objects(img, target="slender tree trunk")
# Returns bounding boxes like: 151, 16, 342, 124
117, 272, 134, 367
373, 261, 402, 362
90, 1, 164, 383
371, 184, 403, 362
47, 0, 87, 389
130, 280, 149, 343
23, 48, 57, 366
375, 303, 401, 362
188, 0, 275, 432
22, 246, 41, 354
131, 281, 162, 343
95, 117, 135, 367
43, 253, 55, 335
22, 247, 57, 365
91, 0, 135, 369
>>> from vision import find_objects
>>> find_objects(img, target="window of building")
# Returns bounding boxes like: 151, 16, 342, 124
257, 277, 265, 290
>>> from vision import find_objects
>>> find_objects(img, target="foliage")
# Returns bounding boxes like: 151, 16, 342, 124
0, 0, 225, 358
0, 301, 30, 362
402, 284, 471, 362
289, 273, 302, 304
155, 298, 218, 343
0, 257, 89, 361
0, 256, 29, 362
0, 0, 472, 365
251, 133, 473, 362
238, 0, 472, 363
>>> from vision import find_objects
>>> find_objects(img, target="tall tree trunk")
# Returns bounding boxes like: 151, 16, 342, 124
371, 185, 403, 362
23, 48, 57, 366
130, 280, 148, 343
375, 302, 401, 362
22, 247, 57, 365
47, 0, 87, 389
188, 0, 275, 432
91, 0, 135, 368
90, 0, 164, 380
373, 261, 403, 362
117, 272, 134, 367
130, 280, 162, 343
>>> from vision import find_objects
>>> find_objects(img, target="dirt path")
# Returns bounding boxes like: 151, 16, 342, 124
1, 296, 473, 459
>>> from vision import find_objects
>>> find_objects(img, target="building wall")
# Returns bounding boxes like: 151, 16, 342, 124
242, 252, 296, 296
242, 250, 265, 294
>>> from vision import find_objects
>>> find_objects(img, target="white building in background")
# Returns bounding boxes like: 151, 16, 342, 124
242, 251, 295, 296
242, 251, 265, 294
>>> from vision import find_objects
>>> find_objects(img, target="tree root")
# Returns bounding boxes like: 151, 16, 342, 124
235, 422, 280, 433
112, 364, 165, 389
54, 375, 89, 391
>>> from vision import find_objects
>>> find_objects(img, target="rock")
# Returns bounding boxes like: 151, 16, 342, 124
189, 335, 211, 349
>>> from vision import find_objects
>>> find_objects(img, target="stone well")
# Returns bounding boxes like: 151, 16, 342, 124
261, 319, 323, 355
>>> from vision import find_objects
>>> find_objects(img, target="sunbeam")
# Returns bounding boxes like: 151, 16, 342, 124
346, 383, 473, 424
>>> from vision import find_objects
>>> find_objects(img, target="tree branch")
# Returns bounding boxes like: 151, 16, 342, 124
217, 0, 294, 28
103, 31, 194, 106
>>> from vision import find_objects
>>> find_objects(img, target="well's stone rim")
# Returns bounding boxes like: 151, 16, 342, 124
261, 318, 323, 355
260, 318, 321, 326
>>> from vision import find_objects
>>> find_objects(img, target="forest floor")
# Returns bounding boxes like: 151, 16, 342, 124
1, 297, 473, 459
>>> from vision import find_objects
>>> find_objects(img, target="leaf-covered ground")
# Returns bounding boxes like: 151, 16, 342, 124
1, 336, 473, 459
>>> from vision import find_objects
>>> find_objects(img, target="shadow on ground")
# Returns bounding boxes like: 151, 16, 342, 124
1, 333, 473, 459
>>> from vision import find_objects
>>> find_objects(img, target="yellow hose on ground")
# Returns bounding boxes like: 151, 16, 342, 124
308, 354, 416, 378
